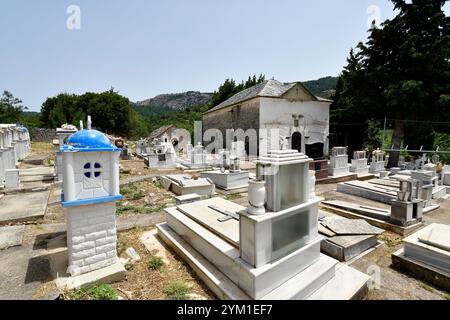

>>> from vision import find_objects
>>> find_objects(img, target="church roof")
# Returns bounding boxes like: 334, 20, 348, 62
148, 124, 175, 140
204, 79, 324, 114
61, 129, 120, 152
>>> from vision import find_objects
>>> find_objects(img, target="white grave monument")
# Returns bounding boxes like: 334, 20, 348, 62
179, 142, 210, 169
350, 151, 369, 175
393, 223, 450, 291
55, 124, 78, 182
369, 148, 386, 174
0, 124, 30, 188
146, 140, 177, 169
231, 141, 246, 160
328, 147, 350, 177
442, 165, 450, 186
157, 149, 369, 300
390, 178, 423, 226
59, 117, 125, 284
201, 150, 249, 191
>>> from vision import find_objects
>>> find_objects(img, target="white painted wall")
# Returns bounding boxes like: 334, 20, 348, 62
259, 98, 330, 156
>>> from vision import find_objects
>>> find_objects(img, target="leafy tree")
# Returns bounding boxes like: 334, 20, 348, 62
40, 89, 147, 138
0, 91, 27, 123
209, 74, 265, 108
332, 0, 450, 166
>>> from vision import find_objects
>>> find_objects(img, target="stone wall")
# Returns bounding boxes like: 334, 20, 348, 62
31, 128, 57, 142
66, 202, 118, 276
202, 99, 260, 156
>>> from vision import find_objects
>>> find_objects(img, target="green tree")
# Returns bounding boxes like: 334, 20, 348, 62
332, 0, 450, 167
40, 90, 147, 138
0, 91, 27, 123
209, 74, 265, 108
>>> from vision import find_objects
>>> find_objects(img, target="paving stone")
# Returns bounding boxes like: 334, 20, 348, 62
0, 225, 25, 250
0, 191, 49, 224
418, 224, 450, 252
321, 218, 384, 235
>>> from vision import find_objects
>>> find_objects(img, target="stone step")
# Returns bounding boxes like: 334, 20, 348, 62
261, 254, 337, 300
157, 222, 250, 300
336, 182, 396, 204
165, 207, 326, 299
158, 221, 369, 300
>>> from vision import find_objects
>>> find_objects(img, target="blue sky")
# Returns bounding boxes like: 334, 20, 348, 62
1, 0, 449, 111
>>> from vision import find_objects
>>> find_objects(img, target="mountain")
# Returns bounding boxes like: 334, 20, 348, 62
302, 76, 338, 99
133, 91, 213, 117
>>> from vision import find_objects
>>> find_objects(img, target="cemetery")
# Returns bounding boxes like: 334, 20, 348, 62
2, 93, 450, 301
1, 49, 450, 301
2, 122, 449, 301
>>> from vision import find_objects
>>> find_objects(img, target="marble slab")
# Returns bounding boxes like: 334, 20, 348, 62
0, 191, 49, 224
418, 224, 450, 252
403, 223, 450, 272
321, 218, 384, 235
0, 225, 25, 250
177, 197, 243, 247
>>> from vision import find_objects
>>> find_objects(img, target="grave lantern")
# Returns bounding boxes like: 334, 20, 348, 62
60, 117, 123, 277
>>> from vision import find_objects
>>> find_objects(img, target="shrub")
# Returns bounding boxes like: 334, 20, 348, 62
148, 256, 164, 270
70, 284, 118, 300
163, 281, 190, 300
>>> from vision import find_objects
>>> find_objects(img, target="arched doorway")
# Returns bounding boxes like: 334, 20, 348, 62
291, 132, 302, 153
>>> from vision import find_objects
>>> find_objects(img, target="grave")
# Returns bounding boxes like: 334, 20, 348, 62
157, 149, 369, 300
443, 165, 450, 186
179, 142, 211, 169
161, 174, 215, 196
309, 159, 328, 182
135, 138, 149, 157
328, 147, 350, 177
336, 177, 440, 214
0, 190, 49, 224
369, 149, 386, 174
55, 125, 78, 182
411, 164, 448, 199
390, 178, 423, 227
350, 151, 369, 175
319, 212, 382, 262
145, 140, 177, 170
231, 141, 247, 160
321, 199, 424, 236
1, 124, 31, 188
0, 225, 25, 250
175, 193, 201, 205
56, 116, 125, 289
200, 150, 249, 191
392, 223, 450, 291
5, 169, 19, 189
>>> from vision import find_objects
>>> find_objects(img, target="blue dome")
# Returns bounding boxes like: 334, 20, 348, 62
61, 129, 120, 152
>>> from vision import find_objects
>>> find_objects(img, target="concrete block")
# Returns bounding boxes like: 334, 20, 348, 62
0, 225, 25, 250
4, 169, 19, 188
56, 261, 126, 290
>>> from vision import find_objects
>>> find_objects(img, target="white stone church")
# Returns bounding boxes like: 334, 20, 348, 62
202, 79, 331, 159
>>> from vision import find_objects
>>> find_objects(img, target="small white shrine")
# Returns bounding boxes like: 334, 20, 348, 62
146, 139, 177, 169
0, 124, 31, 188
58, 117, 125, 285
201, 149, 249, 191
179, 142, 210, 169
369, 148, 386, 174
328, 147, 350, 177
350, 151, 369, 175
390, 178, 424, 226
55, 124, 78, 182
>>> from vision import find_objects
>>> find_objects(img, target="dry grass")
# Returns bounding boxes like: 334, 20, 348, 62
117, 179, 175, 216
30, 142, 54, 155
112, 228, 215, 300
377, 231, 403, 248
